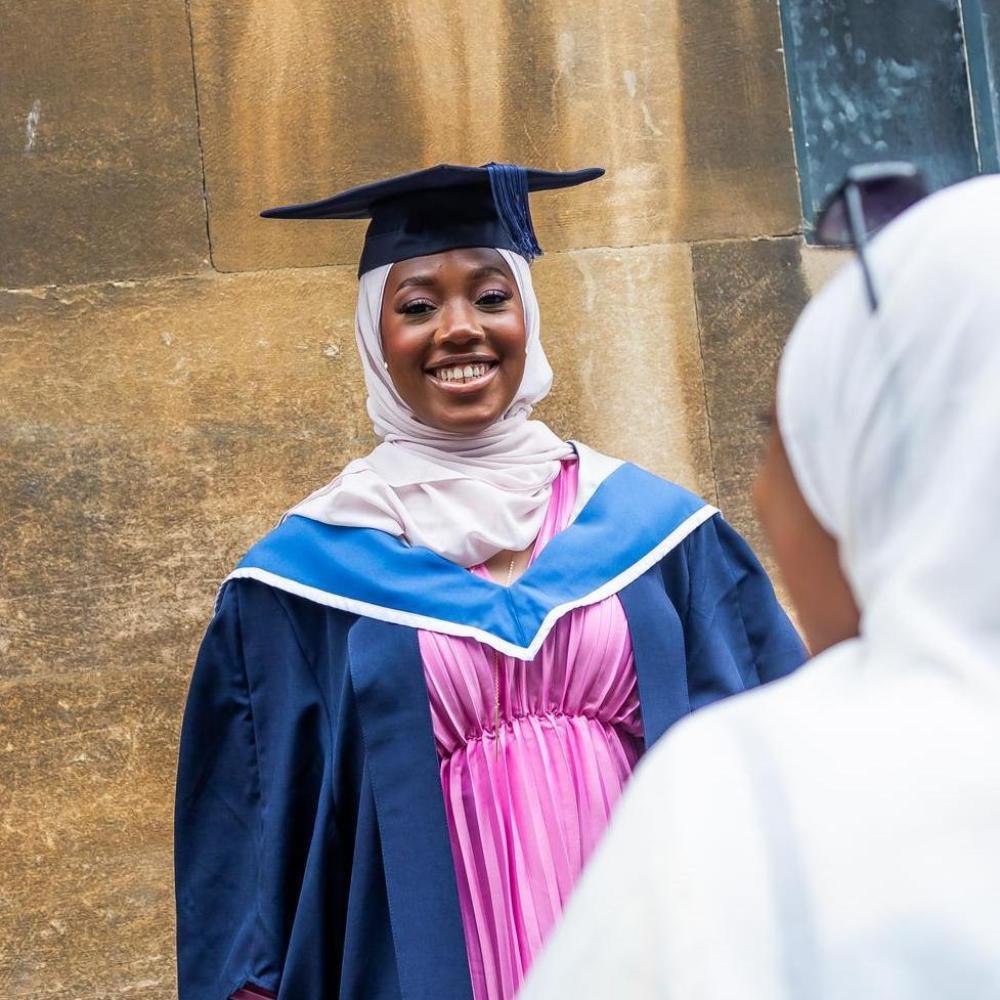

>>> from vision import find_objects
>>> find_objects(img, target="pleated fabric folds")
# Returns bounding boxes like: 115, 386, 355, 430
418, 459, 642, 1000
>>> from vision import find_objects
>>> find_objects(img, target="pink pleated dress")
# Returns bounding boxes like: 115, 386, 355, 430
418, 458, 643, 1000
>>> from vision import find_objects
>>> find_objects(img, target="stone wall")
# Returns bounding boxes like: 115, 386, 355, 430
0, 2, 843, 995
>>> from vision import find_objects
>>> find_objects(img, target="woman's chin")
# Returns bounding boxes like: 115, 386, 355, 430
422, 402, 507, 435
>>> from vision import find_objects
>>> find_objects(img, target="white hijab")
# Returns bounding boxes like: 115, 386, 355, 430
779, 173, 1000, 682
291, 248, 572, 567
522, 176, 1000, 1000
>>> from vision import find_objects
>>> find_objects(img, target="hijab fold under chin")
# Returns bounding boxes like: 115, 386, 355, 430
290, 249, 573, 567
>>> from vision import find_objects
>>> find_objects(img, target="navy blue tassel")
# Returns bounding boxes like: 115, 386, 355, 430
486, 162, 543, 261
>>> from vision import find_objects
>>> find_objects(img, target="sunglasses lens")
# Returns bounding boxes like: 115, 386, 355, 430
815, 195, 851, 246
815, 171, 929, 246
857, 174, 929, 234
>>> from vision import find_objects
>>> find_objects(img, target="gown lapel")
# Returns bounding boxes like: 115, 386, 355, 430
347, 617, 474, 1000
619, 566, 692, 748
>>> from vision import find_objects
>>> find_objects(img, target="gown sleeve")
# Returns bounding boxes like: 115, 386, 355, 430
673, 515, 807, 707
174, 580, 318, 1000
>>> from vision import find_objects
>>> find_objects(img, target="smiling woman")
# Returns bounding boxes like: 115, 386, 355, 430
173, 162, 806, 1000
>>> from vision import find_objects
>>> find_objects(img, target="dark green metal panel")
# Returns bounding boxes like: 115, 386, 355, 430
962, 0, 1000, 172
779, 0, 980, 238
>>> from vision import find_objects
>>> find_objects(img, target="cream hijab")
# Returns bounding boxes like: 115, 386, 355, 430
290, 249, 572, 567
780, 174, 1000, 682
522, 176, 1000, 1000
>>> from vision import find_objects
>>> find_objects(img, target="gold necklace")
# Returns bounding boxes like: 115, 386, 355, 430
495, 552, 517, 756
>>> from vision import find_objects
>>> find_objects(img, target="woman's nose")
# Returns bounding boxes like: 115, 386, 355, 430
437, 299, 486, 346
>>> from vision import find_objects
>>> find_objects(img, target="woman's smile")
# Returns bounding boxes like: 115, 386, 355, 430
424, 353, 501, 394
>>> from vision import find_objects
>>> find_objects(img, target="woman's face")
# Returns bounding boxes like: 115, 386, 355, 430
753, 407, 861, 656
380, 247, 528, 435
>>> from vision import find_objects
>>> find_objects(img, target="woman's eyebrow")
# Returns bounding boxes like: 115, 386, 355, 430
469, 265, 508, 281
395, 265, 508, 291
395, 274, 437, 290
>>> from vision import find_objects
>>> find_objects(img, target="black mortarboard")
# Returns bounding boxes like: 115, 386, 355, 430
260, 162, 604, 275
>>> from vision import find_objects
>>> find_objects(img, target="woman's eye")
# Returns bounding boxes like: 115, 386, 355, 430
401, 299, 435, 316
477, 289, 511, 307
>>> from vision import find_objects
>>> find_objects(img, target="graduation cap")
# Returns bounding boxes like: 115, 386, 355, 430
260, 162, 605, 275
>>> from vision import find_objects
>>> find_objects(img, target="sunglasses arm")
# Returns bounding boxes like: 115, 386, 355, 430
845, 183, 880, 312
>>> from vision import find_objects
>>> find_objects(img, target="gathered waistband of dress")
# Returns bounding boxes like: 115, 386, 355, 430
441, 708, 637, 756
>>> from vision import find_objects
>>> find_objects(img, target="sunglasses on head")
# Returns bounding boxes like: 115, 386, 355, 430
814, 162, 929, 312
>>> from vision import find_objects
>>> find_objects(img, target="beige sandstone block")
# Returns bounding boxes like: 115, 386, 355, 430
0, 267, 367, 680
535, 244, 714, 499
801, 245, 851, 296
1, 2, 207, 288
0, 669, 183, 998
691, 236, 811, 558
189, 0, 800, 271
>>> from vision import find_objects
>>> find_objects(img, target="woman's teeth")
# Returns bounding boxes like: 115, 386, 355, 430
434, 363, 492, 383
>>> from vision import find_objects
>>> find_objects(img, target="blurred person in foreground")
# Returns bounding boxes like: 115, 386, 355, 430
520, 174, 1000, 999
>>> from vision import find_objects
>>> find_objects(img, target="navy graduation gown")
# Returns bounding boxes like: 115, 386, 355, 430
174, 459, 805, 999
